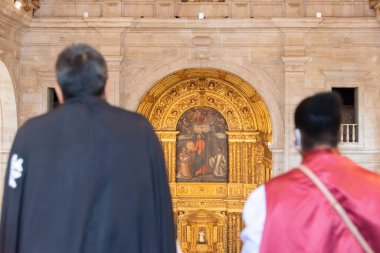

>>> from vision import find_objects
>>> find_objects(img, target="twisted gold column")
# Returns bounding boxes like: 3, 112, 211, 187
232, 214, 237, 253
155, 131, 179, 183
236, 144, 241, 183
236, 214, 242, 253
248, 142, 254, 184
226, 212, 243, 253
228, 213, 233, 253
254, 142, 265, 185
228, 142, 236, 182
243, 142, 249, 184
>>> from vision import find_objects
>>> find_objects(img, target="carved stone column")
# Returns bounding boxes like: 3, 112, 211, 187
281, 57, 310, 171
104, 56, 122, 106
281, 28, 310, 171
281, 28, 308, 57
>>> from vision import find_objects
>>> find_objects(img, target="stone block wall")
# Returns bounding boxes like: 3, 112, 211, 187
303, 23, 380, 170
10, 16, 378, 176
0, 2, 380, 198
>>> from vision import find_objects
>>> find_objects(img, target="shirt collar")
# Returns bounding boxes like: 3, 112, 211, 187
64, 95, 106, 105
302, 148, 339, 162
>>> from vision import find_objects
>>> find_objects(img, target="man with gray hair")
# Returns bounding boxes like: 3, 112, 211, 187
0, 44, 177, 253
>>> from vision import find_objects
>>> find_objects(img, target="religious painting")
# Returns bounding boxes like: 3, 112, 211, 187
176, 107, 228, 182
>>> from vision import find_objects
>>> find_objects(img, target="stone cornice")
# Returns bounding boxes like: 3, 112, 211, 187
323, 70, 370, 82
28, 17, 380, 30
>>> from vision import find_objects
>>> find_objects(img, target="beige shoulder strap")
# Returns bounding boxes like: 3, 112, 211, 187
299, 165, 374, 253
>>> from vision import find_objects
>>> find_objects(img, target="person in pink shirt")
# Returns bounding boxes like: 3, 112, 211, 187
241, 92, 380, 253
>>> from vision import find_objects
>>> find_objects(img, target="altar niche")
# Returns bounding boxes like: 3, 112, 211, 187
137, 68, 273, 253
176, 106, 228, 182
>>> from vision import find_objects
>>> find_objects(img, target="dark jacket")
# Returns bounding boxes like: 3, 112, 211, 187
0, 96, 176, 253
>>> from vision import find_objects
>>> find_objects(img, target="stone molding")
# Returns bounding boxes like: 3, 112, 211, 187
33, 1, 375, 18
323, 70, 369, 82
28, 17, 380, 29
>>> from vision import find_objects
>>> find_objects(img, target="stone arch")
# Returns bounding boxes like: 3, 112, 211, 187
0, 59, 17, 151
0, 59, 18, 191
126, 58, 283, 147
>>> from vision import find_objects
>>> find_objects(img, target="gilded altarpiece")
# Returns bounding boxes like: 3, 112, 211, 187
137, 68, 272, 253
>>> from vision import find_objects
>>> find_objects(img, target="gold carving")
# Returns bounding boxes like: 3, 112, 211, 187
244, 184, 257, 197
228, 184, 244, 197
137, 68, 273, 253
175, 201, 227, 209
228, 214, 233, 253
177, 210, 226, 253
254, 141, 266, 185
138, 69, 271, 133
236, 214, 242, 252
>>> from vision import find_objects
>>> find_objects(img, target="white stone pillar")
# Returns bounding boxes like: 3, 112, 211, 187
281, 56, 309, 171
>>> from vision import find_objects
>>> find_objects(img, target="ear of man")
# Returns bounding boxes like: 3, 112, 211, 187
102, 80, 110, 100
294, 128, 302, 152
54, 84, 64, 105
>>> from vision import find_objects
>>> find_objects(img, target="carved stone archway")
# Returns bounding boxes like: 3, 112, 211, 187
137, 68, 272, 253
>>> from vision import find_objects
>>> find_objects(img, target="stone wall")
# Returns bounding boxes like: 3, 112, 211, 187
14, 16, 379, 176
0, 2, 379, 188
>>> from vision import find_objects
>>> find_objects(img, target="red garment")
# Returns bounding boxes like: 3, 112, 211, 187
195, 165, 206, 176
195, 140, 205, 156
260, 149, 380, 253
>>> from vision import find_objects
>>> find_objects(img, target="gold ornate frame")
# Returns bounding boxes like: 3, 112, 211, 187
137, 68, 272, 253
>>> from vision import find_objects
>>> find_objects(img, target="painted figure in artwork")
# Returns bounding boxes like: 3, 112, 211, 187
198, 229, 206, 244
176, 106, 228, 182
177, 147, 192, 179
210, 147, 227, 177
194, 134, 206, 176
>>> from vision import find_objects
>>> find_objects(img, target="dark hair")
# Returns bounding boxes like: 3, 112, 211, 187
55, 44, 108, 99
295, 92, 342, 150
